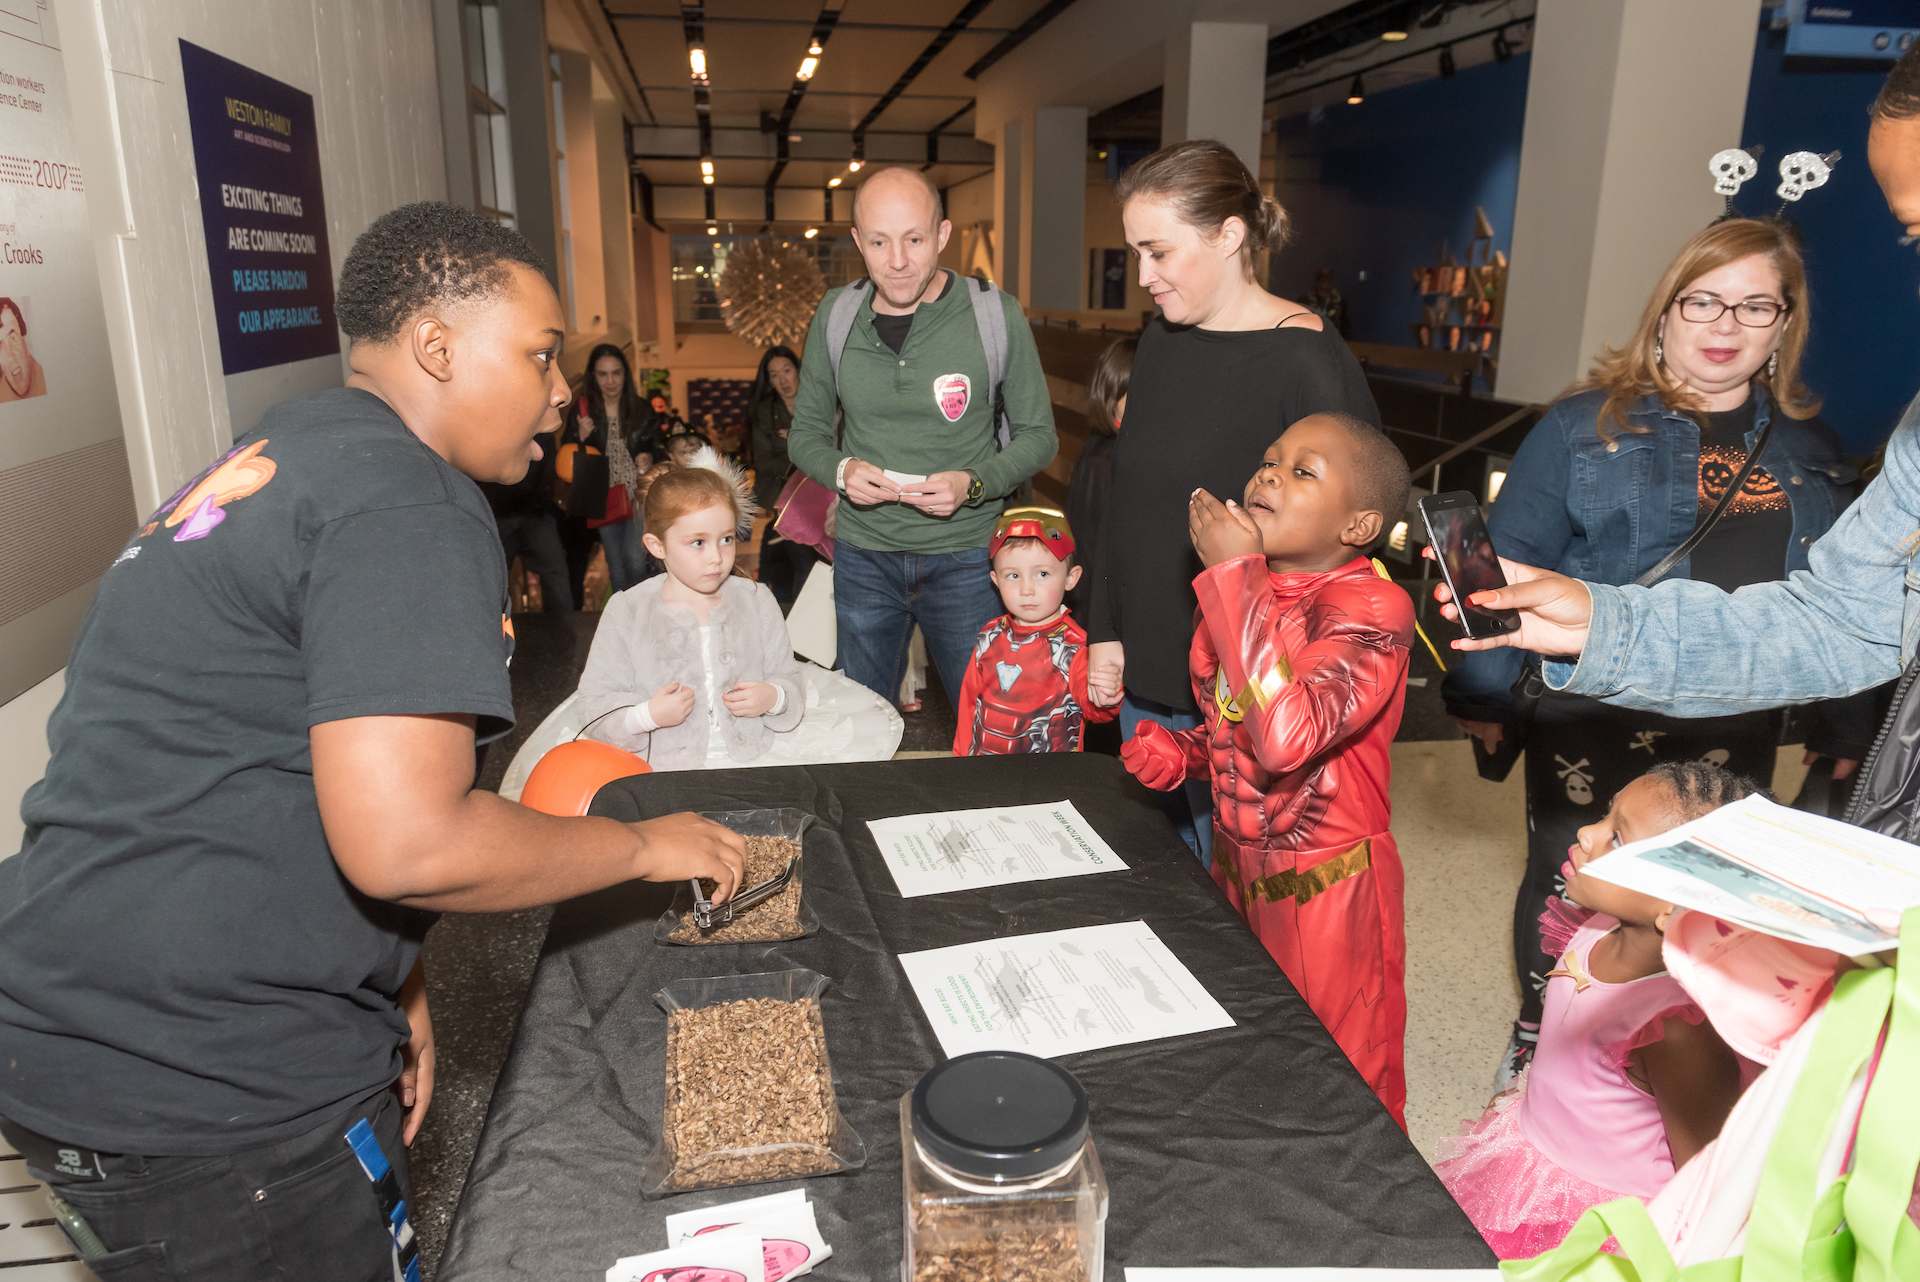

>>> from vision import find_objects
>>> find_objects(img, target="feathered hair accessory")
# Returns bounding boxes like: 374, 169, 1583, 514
686, 442, 759, 533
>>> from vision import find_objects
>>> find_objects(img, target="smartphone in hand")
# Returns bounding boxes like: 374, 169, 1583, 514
1417, 491, 1521, 640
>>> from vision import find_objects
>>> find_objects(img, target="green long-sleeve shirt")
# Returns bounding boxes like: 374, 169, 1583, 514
787, 273, 1057, 554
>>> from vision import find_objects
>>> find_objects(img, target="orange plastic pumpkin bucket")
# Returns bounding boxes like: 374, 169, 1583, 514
519, 739, 652, 817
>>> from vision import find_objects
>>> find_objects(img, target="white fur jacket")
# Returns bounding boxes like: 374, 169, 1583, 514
575, 574, 804, 770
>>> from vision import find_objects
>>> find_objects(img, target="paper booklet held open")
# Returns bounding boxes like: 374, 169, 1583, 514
1580, 794, 1920, 954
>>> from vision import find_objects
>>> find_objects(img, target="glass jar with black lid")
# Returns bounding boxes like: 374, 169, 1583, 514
900, 1051, 1109, 1282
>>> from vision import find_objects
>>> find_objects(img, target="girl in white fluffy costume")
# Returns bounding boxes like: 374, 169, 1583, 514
575, 446, 804, 770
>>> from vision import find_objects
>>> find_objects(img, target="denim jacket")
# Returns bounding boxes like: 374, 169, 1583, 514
1444, 385, 1874, 754
1549, 386, 1920, 719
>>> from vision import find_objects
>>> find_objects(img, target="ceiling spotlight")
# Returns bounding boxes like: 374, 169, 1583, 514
700, 159, 713, 176
809, 40, 823, 56
828, 176, 842, 187
689, 46, 707, 80
848, 160, 863, 172
1381, 29, 1408, 41
706, 225, 718, 236
1438, 45, 1456, 78
703, 174, 714, 185
1492, 29, 1513, 62
804, 227, 819, 239
1347, 75, 1365, 104
797, 56, 818, 80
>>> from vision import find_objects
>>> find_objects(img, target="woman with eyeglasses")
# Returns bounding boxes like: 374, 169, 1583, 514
1440, 217, 1875, 1093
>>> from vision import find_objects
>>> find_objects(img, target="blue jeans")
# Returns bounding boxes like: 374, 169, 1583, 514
598, 519, 646, 594
834, 538, 1001, 709
1120, 694, 1214, 868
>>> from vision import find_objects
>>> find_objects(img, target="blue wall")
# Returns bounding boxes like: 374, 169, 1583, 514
1271, 53, 1530, 355
1739, 24, 1920, 453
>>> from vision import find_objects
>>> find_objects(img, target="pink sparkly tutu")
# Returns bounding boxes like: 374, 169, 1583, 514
1433, 1084, 1631, 1260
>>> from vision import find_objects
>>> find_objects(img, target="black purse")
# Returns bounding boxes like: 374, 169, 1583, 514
565, 450, 611, 521
1473, 413, 1779, 783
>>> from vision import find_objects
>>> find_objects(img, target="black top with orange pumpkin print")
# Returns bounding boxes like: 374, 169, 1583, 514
1687, 395, 1795, 594
0, 387, 514, 1155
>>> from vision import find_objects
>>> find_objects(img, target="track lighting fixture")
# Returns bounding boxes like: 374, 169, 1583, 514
804, 227, 818, 239
1347, 75, 1365, 105
1381, 29, 1408, 41
1439, 45, 1456, 78
1492, 29, 1513, 62
828, 176, 842, 187
797, 56, 818, 80
688, 46, 707, 81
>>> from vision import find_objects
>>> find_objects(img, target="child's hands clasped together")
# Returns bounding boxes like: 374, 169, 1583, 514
1187, 490, 1265, 568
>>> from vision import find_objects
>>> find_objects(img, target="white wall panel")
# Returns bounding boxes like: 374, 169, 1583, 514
58, 0, 446, 511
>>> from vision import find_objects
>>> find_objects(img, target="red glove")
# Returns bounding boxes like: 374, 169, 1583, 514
1122, 720, 1197, 791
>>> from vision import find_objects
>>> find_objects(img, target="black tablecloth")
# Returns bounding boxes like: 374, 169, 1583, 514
440, 755, 1493, 1279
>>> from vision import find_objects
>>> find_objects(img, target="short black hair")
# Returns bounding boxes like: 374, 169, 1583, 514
1641, 760, 1771, 821
1875, 43, 1920, 121
1302, 411, 1411, 529
335, 202, 548, 345
0, 297, 24, 336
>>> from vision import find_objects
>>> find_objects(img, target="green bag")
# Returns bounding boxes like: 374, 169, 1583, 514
1497, 907, 1920, 1282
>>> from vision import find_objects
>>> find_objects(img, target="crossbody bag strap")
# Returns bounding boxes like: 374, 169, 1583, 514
1631, 413, 1777, 589
825, 279, 870, 450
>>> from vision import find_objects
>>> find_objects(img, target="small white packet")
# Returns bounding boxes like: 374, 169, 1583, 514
663, 1190, 806, 1245
606, 1235, 764, 1282
883, 469, 929, 492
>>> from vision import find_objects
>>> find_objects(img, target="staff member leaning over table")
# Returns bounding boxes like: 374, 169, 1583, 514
0, 203, 744, 1281
1431, 44, 1920, 852
786, 165, 1057, 708
1440, 216, 1875, 1092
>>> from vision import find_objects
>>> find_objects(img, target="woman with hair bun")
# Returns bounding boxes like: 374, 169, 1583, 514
1083, 139, 1381, 865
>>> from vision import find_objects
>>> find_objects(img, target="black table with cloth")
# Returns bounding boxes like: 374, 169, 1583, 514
439, 755, 1493, 1279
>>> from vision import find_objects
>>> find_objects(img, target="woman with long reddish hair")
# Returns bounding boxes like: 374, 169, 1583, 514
1443, 217, 1874, 1092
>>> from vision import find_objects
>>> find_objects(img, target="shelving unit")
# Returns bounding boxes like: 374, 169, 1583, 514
1410, 206, 1508, 388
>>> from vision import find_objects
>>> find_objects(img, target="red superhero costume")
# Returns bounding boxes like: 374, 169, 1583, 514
953, 610, 1116, 755
1125, 554, 1415, 1126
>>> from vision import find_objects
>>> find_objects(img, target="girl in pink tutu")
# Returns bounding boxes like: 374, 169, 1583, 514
1435, 761, 1755, 1258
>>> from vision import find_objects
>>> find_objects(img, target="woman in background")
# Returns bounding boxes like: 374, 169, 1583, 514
1065, 335, 1132, 619
747, 345, 815, 604
578, 343, 665, 594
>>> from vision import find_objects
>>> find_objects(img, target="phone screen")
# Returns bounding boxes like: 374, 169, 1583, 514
1423, 500, 1520, 637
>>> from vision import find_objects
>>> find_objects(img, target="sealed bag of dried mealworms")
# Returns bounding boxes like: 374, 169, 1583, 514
643, 968, 867, 1198
655, 810, 819, 946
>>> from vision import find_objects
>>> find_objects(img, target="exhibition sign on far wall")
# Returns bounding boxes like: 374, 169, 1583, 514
0, 3, 135, 704
178, 40, 337, 375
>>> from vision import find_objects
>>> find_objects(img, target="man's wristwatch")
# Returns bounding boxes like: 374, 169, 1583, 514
964, 470, 984, 504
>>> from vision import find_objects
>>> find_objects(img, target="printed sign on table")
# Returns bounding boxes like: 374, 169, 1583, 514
178, 40, 337, 375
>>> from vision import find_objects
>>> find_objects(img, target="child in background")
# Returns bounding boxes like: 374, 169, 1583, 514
639, 430, 706, 506
1436, 762, 1755, 1259
1066, 336, 1133, 619
953, 509, 1117, 755
1121, 411, 1416, 1124
575, 447, 804, 771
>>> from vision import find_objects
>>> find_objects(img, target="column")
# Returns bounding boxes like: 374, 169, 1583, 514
997, 119, 1023, 297
1028, 106, 1088, 312
1499, 0, 1762, 403
1161, 22, 1268, 174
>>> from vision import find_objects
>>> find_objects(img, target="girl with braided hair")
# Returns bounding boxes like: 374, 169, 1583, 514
1435, 760, 1764, 1259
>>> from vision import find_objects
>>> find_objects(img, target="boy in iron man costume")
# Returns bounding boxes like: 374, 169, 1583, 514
953, 509, 1117, 755
1122, 414, 1416, 1126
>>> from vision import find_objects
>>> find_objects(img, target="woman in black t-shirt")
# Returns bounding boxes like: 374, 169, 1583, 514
1083, 140, 1379, 865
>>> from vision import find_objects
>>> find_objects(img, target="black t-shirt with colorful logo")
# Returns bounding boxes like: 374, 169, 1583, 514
0, 387, 515, 1154
1688, 395, 1794, 593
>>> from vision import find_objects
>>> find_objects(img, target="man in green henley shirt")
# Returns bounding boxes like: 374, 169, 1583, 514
788, 166, 1057, 706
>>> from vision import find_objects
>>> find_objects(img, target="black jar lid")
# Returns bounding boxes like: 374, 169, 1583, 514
910, 1051, 1089, 1181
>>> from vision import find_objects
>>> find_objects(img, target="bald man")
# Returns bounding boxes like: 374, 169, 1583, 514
788, 166, 1057, 707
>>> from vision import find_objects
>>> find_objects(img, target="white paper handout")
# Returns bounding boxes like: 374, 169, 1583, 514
899, 920, 1234, 1058
662, 1190, 830, 1282
1583, 794, 1920, 953
867, 800, 1128, 898
606, 1234, 765, 1282
883, 468, 930, 490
